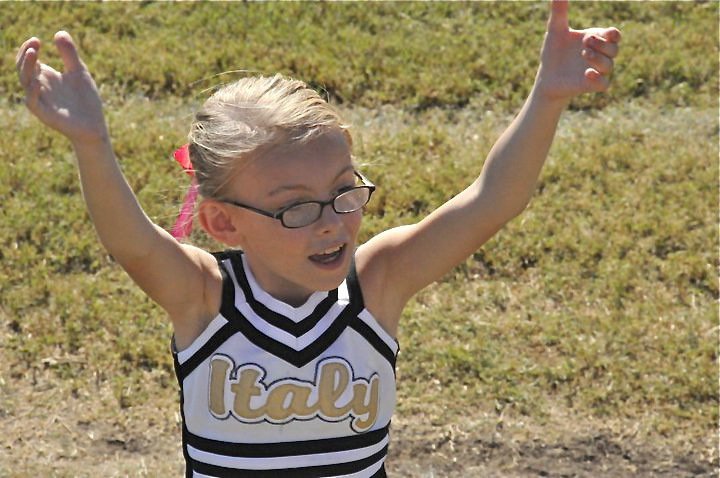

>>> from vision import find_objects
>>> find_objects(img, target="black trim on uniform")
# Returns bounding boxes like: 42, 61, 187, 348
344, 258, 364, 304
175, 321, 238, 381
370, 465, 388, 478
176, 250, 397, 376
231, 255, 340, 337
345, 257, 397, 370
220, 298, 361, 368
172, 347, 193, 478
190, 444, 389, 478
173, 264, 240, 380
186, 424, 389, 458
348, 319, 397, 371
216, 250, 365, 368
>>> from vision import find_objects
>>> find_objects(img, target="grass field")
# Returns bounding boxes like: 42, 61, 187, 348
1, 2, 718, 476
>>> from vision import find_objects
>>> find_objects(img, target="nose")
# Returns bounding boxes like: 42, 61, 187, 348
315, 202, 342, 234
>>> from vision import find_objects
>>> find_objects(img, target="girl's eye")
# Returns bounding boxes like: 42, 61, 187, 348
276, 181, 355, 210
335, 183, 356, 195
275, 192, 316, 210
278, 199, 307, 211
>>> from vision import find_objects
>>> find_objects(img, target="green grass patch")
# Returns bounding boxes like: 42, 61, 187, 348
1, 2, 717, 110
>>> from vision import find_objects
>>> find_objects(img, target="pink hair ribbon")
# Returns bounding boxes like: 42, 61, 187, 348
171, 144, 199, 240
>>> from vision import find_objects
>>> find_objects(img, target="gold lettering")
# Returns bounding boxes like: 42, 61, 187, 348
209, 358, 382, 431
287, 387, 315, 416
350, 376, 380, 431
317, 362, 353, 418
265, 384, 314, 421
231, 369, 265, 420
209, 357, 231, 417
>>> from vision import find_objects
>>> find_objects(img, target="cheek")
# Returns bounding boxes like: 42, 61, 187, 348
264, 227, 303, 249
240, 219, 294, 252
345, 211, 363, 238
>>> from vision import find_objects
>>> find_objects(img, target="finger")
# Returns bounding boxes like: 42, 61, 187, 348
54, 31, 85, 73
583, 34, 620, 59
548, 0, 570, 33
582, 48, 614, 76
18, 47, 39, 88
16, 37, 41, 68
584, 68, 610, 93
16, 37, 41, 78
24, 76, 44, 113
599, 27, 622, 44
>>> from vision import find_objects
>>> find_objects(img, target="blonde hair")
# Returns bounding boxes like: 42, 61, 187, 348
188, 74, 350, 198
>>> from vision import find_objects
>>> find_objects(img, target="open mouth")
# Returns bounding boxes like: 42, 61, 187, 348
309, 244, 345, 265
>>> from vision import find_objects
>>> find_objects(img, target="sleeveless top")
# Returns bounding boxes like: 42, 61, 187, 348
172, 250, 399, 478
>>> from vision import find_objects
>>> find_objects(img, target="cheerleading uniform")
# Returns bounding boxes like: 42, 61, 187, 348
172, 250, 398, 477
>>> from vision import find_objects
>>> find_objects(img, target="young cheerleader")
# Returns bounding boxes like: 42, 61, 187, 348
16, 1, 619, 476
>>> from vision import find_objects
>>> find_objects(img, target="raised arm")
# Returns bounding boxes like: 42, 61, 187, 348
16, 32, 219, 344
358, 0, 621, 332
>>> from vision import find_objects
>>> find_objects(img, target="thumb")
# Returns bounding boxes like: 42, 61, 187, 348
53, 31, 85, 73
547, 0, 570, 33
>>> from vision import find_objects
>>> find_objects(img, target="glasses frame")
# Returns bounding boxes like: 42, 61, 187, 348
219, 171, 376, 229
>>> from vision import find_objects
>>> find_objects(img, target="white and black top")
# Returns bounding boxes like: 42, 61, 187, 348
172, 250, 399, 478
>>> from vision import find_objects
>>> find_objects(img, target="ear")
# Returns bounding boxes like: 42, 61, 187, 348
197, 199, 245, 247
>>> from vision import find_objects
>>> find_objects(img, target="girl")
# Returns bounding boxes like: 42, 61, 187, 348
16, 1, 620, 476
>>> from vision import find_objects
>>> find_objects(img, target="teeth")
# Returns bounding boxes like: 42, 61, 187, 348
321, 245, 343, 255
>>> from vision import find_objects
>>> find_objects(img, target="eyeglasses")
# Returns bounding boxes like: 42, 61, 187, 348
219, 171, 376, 229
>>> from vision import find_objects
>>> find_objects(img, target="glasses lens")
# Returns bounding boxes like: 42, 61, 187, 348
279, 186, 372, 228
281, 202, 322, 228
334, 187, 371, 213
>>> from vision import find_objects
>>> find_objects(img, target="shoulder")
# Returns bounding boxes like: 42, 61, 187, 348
170, 245, 228, 351
354, 225, 418, 338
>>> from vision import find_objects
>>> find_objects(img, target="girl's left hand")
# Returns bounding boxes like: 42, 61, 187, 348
535, 0, 621, 102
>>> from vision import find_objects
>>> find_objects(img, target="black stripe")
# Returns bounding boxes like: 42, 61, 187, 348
216, 251, 366, 368
187, 424, 389, 458
176, 321, 238, 380
344, 258, 365, 306
258, 290, 338, 337
171, 350, 193, 478
191, 444, 388, 478
232, 255, 340, 337
348, 318, 397, 371
345, 259, 397, 370
220, 297, 361, 368
212, 249, 243, 264
370, 465, 387, 478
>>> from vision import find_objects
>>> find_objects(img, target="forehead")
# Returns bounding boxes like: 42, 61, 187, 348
233, 129, 353, 196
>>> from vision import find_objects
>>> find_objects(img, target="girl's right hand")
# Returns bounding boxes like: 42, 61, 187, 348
16, 32, 221, 349
16, 31, 109, 146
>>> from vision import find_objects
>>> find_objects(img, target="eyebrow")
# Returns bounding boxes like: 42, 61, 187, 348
267, 165, 355, 198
